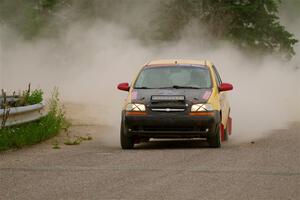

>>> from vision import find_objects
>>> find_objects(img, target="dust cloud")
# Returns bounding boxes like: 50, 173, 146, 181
0, 3, 299, 145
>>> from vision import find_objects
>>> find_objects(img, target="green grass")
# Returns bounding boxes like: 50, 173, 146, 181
0, 114, 62, 151
0, 87, 68, 151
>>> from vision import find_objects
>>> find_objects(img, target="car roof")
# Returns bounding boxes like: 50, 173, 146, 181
144, 59, 214, 68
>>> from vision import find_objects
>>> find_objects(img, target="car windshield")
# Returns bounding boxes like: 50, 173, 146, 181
134, 66, 212, 89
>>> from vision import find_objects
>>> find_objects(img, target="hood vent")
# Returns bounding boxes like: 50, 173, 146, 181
151, 95, 185, 101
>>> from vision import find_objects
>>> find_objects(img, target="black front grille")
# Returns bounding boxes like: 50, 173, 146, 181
149, 100, 187, 112
143, 126, 195, 132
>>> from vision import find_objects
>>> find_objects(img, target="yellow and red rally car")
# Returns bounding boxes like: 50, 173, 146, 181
117, 59, 233, 149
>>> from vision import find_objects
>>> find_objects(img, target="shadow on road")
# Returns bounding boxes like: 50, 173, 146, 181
134, 139, 210, 149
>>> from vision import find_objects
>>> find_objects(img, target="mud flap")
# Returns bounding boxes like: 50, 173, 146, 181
227, 117, 232, 135
221, 123, 225, 141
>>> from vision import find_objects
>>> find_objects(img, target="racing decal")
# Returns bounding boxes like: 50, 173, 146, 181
131, 90, 138, 100
202, 90, 212, 100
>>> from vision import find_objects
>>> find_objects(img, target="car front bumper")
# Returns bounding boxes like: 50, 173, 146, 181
123, 110, 220, 138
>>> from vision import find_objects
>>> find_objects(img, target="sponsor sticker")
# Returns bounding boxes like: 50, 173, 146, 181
131, 91, 138, 100
202, 91, 212, 100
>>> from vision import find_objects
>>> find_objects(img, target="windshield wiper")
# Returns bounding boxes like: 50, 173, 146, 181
135, 86, 206, 89
134, 86, 153, 89
159, 85, 202, 89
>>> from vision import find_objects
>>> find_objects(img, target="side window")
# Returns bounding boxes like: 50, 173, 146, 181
212, 65, 222, 86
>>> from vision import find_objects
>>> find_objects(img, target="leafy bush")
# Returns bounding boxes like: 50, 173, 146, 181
0, 88, 68, 151
26, 89, 44, 105
18, 89, 43, 106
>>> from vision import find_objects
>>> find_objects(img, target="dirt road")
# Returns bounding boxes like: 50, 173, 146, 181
1, 123, 299, 200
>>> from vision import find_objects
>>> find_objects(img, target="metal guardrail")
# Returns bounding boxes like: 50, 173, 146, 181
0, 103, 44, 128
0, 96, 19, 105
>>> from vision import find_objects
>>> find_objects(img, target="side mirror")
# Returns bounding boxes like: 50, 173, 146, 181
117, 82, 130, 91
219, 83, 233, 92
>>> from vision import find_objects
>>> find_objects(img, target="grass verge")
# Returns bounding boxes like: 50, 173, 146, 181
0, 88, 68, 151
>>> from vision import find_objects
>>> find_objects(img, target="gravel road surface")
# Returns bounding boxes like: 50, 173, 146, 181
1, 123, 299, 200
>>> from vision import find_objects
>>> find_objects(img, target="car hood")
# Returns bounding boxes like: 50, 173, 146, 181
130, 88, 212, 104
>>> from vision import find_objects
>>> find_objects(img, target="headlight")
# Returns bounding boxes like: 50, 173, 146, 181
126, 103, 146, 112
191, 104, 213, 112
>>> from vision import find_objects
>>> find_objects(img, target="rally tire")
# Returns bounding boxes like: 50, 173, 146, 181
120, 122, 134, 149
208, 124, 221, 148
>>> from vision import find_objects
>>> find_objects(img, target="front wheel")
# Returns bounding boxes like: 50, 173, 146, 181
120, 122, 134, 149
207, 124, 221, 148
